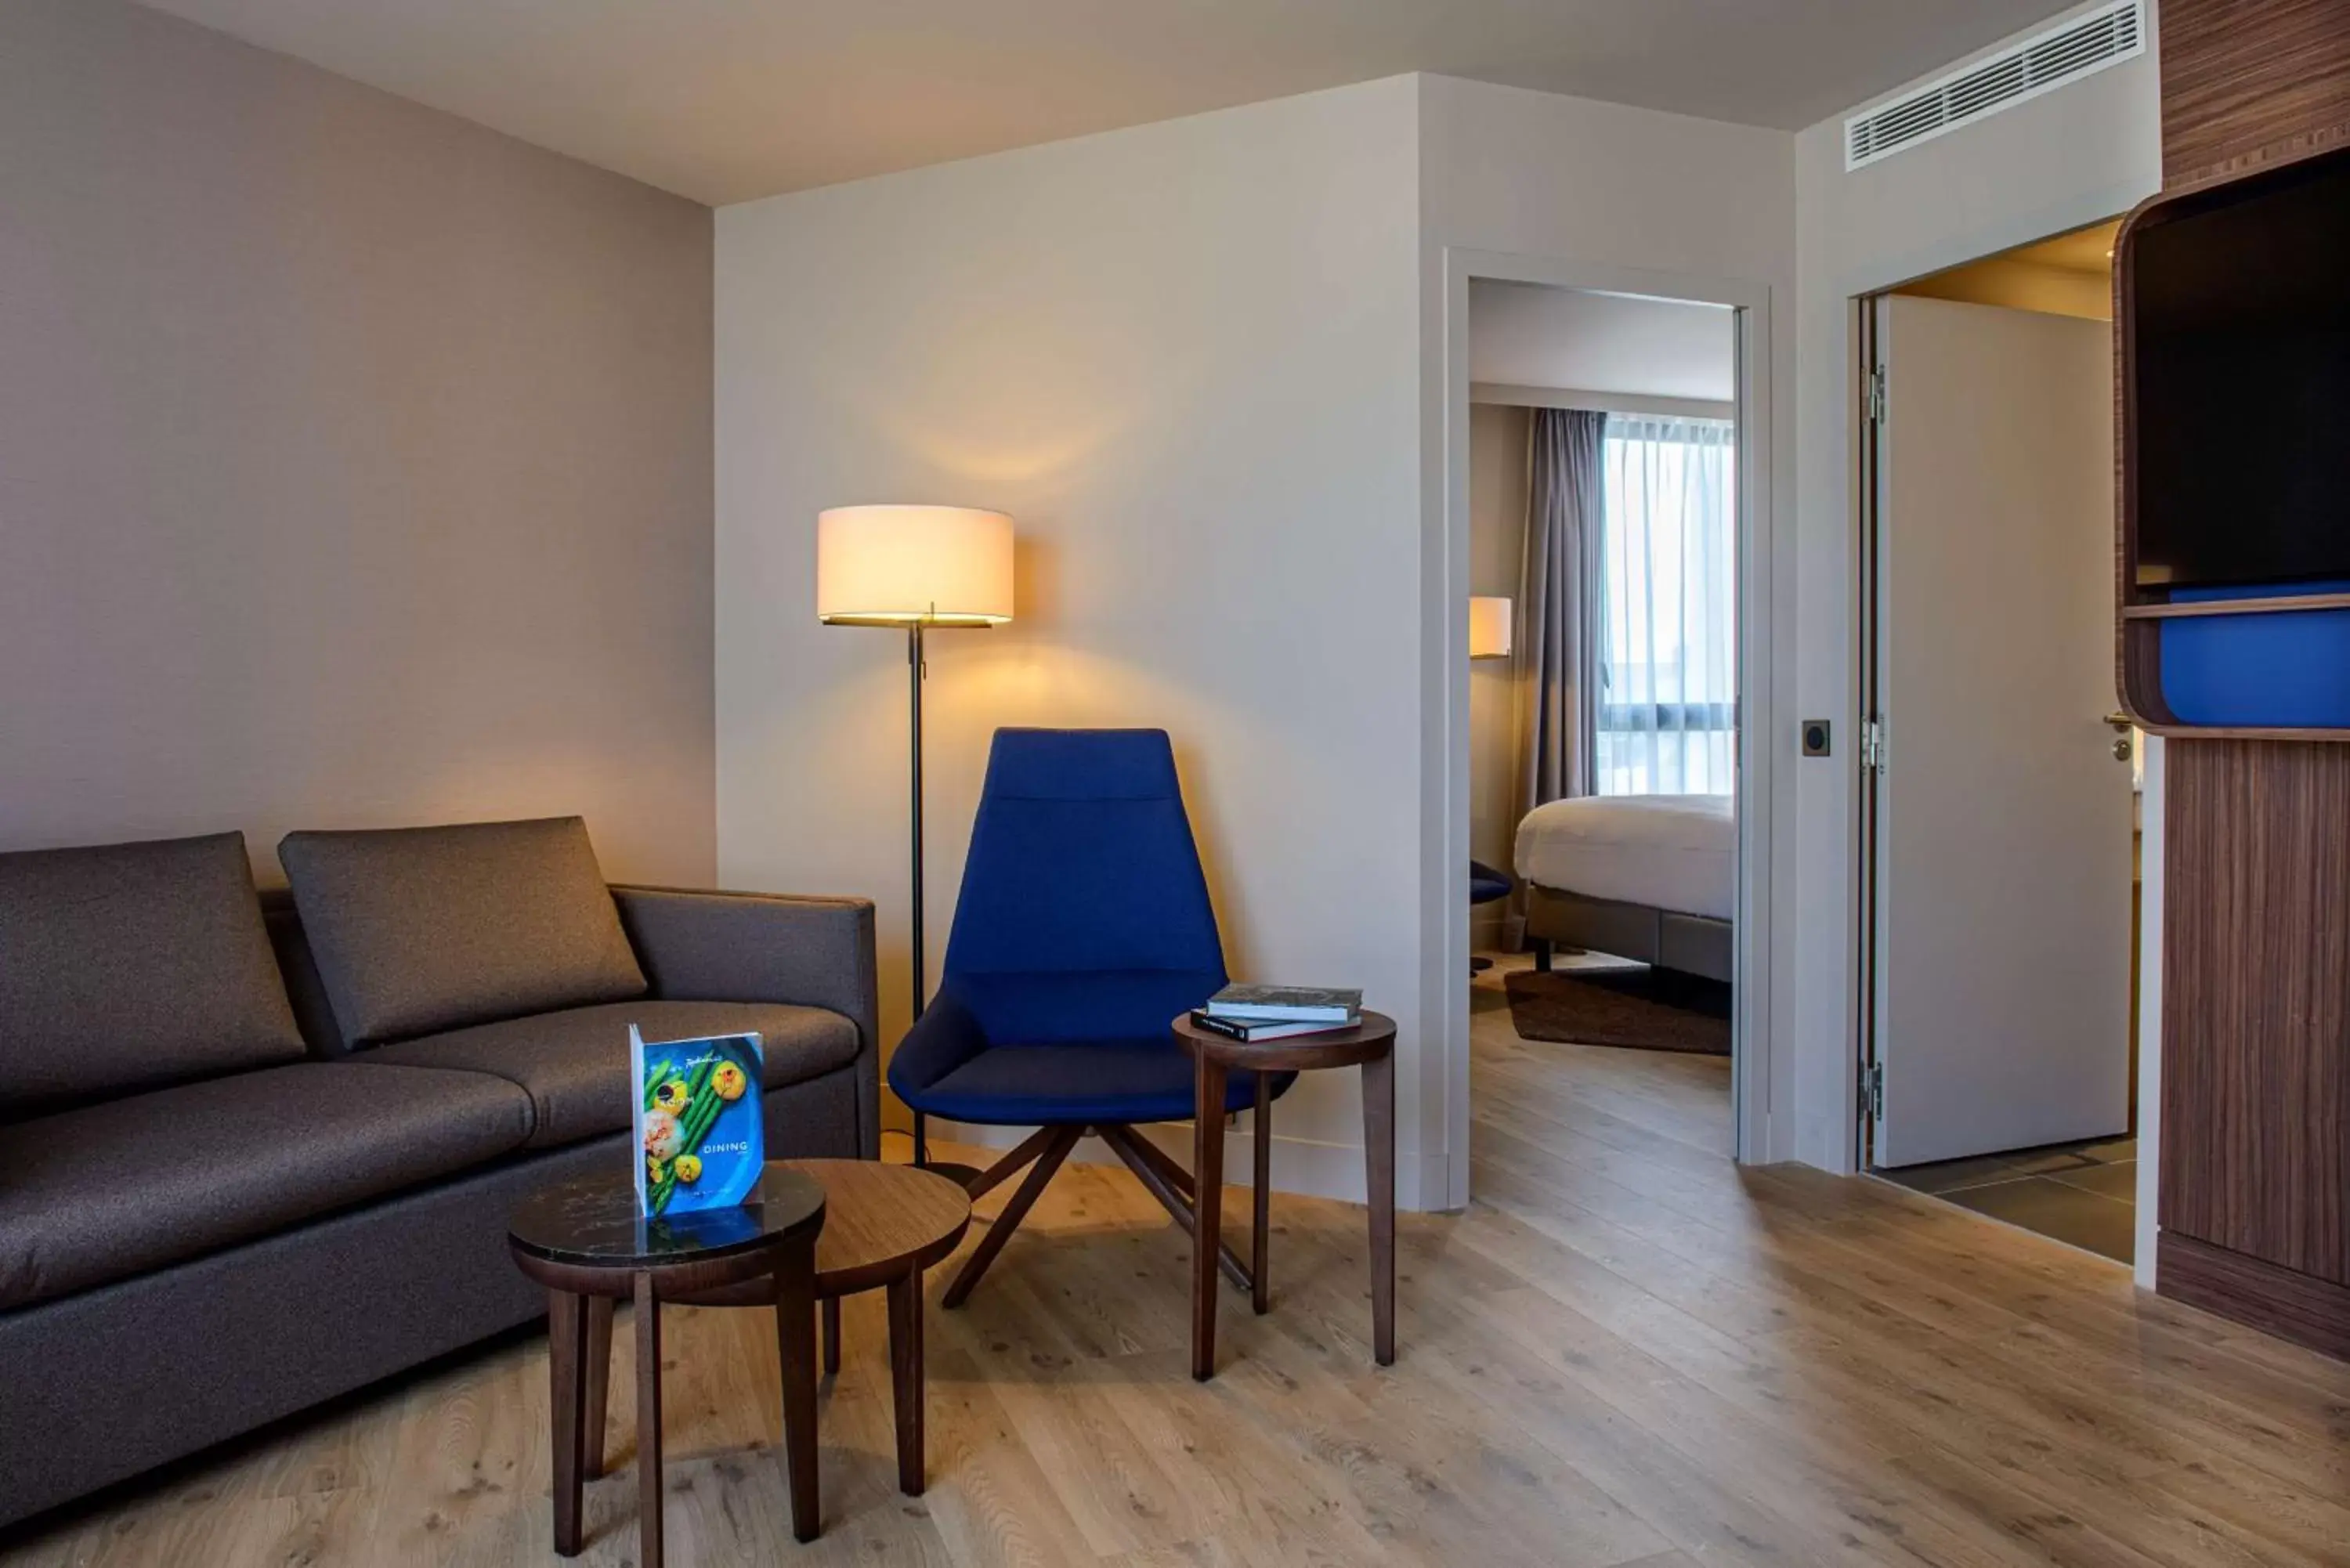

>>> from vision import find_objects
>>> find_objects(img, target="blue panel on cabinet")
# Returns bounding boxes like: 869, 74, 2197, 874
2160, 580, 2350, 728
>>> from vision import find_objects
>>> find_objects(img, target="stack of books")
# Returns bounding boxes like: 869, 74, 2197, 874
1189, 985, 1362, 1042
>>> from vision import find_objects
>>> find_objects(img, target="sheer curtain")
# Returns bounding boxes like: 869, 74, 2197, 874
1596, 415, 1736, 795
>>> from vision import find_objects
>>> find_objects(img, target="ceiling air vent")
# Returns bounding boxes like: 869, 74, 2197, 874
1845, 0, 2144, 171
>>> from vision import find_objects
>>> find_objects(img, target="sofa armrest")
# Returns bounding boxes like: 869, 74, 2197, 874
609, 885, 880, 1157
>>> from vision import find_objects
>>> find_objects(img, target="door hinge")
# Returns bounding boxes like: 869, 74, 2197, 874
1865, 365, 1888, 425
1860, 718, 1887, 774
1860, 1060, 1885, 1122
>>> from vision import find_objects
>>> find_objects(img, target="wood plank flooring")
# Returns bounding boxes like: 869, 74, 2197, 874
6, 967, 2348, 1566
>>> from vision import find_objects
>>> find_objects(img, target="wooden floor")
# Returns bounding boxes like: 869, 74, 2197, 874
9, 966, 2349, 1567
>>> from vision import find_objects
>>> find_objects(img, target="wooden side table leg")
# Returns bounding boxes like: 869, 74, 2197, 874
582, 1295, 612, 1480
1362, 1049, 1397, 1367
887, 1267, 927, 1496
633, 1273, 663, 1568
548, 1289, 588, 1557
1252, 1073, 1272, 1316
773, 1235, 822, 1542
822, 1295, 841, 1376
1191, 1054, 1229, 1382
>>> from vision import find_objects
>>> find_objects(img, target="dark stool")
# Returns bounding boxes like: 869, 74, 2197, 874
1470, 859, 1512, 973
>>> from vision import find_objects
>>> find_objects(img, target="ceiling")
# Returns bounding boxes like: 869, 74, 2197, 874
136, 0, 2076, 206
1470, 282, 1734, 403
2008, 219, 2124, 274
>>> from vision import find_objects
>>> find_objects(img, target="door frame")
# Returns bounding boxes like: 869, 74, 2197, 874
1436, 247, 1777, 1204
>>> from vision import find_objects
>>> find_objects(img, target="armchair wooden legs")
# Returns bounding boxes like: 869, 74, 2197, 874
939, 1101, 1278, 1317
1097, 1125, 1256, 1295
942, 1125, 1081, 1308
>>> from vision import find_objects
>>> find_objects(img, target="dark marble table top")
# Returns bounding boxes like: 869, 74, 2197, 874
508, 1166, 826, 1272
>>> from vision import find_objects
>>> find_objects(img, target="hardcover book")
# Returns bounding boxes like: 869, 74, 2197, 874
1189, 1010, 1359, 1043
631, 1027, 765, 1217
1202, 984, 1362, 1023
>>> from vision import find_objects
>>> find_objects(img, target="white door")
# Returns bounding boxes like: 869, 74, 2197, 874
1871, 294, 2133, 1168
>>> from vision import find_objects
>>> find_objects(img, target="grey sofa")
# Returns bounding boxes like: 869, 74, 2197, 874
0, 820, 877, 1530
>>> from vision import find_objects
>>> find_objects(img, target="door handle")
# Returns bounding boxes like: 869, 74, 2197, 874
2102, 711, 2134, 732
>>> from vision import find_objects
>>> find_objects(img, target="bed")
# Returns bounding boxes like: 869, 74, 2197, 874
1512, 793, 1735, 983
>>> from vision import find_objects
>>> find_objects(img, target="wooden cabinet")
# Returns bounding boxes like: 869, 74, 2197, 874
2138, 0, 2350, 1360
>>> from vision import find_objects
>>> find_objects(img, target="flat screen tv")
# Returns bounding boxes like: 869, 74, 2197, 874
2130, 145, 2350, 591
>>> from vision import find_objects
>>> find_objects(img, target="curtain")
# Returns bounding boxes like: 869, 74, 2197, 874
1596, 415, 1737, 796
1517, 407, 1606, 810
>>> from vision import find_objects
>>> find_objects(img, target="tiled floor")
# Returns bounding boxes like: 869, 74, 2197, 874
1876, 1136, 2138, 1264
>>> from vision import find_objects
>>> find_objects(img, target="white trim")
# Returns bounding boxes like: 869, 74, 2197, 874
931, 1118, 1392, 1205
2134, 735, 2164, 1289
1471, 382, 1734, 421
1439, 248, 1777, 1207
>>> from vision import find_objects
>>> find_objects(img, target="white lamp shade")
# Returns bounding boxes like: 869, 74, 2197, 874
817, 504, 1015, 626
1469, 596, 1513, 659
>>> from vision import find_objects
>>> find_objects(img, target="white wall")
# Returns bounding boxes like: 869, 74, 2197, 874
715, 78, 1425, 1201
1419, 74, 1801, 1176
0, 0, 716, 887
1787, 2, 2163, 1169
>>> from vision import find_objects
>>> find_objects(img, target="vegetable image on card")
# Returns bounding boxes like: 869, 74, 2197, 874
629, 1027, 765, 1216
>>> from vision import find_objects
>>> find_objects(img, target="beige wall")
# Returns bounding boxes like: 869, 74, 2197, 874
0, 0, 717, 885
716, 78, 1423, 1200
1467, 403, 1527, 944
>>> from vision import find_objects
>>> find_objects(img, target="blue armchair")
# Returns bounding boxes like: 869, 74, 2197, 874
889, 728, 1291, 1306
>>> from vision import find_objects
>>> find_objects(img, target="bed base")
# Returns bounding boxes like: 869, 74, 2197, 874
1523, 883, 1733, 985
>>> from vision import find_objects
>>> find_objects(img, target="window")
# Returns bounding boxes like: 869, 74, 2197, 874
1596, 415, 1737, 795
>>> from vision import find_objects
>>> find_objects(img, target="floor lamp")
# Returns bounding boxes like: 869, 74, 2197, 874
817, 504, 1015, 1170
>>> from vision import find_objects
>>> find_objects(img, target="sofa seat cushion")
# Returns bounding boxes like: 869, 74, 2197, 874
357, 1000, 861, 1150
0, 832, 306, 1117
279, 817, 646, 1050
0, 1062, 532, 1311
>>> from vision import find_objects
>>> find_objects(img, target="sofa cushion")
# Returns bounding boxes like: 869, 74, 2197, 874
0, 1061, 533, 1310
0, 833, 306, 1118
279, 817, 646, 1050
357, 1000, 861, 1150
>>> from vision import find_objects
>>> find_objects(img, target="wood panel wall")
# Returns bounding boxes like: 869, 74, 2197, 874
2160, 742, 2350, 1283
2161, 0, 2350, 183
2150, 0, 2350, 1360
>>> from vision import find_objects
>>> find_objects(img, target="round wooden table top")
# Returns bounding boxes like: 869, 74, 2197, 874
1171, 1008, 1397, 1072
789, 1158, 974, 1295
667, 1159, 973, 1306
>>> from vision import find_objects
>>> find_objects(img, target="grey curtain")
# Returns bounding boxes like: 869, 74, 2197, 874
1517, 407, 1605, 809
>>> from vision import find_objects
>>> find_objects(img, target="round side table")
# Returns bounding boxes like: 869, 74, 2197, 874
664, 1159, 972, 1498
508, 1168, 827, 1564
1172, 1009, 1398, 1381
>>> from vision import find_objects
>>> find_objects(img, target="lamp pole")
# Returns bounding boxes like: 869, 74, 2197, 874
908, 619, 931, 1167
813, 504, 1012, 1177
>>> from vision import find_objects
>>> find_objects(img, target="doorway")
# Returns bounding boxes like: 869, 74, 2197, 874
1857, 219, 2142, 1263
1456, 271, 1751, 1188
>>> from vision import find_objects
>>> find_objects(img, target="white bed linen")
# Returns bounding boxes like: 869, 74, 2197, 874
1513, 793, 1735, 922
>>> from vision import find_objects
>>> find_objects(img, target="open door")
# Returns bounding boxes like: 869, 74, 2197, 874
1867, 294, 2133, 1168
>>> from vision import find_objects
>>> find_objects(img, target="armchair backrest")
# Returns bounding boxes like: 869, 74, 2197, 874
941, 728, 1227, 1045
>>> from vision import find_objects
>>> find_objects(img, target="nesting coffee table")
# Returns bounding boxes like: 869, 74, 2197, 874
507, 1167, 828, 1566
668, 1159, 971, 1497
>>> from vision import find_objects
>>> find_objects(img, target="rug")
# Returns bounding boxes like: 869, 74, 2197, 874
1503, 966, 1731, 1055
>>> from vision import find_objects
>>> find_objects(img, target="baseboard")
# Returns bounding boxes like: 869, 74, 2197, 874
2157, 1230, 2350, 1361
930, 1118, 1415, 1208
